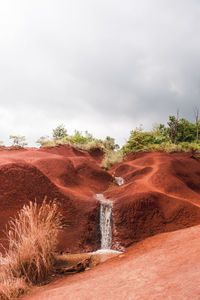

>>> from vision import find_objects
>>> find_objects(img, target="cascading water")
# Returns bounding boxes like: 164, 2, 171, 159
96, 194, 113, 250
115, 177, 125, 186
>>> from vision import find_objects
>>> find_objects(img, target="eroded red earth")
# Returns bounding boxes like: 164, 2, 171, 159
0, 146, 200, 299
0, 145, 111, 253
106, 152, 200, 249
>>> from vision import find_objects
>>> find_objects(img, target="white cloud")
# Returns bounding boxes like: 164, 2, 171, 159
0, 0, 200, 146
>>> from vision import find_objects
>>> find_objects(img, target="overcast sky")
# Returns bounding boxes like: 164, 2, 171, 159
0, 0, 200, 146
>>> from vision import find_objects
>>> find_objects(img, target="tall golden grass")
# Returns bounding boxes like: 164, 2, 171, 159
0, 198, 63, 299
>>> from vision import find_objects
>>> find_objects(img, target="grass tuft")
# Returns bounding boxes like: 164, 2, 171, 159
0, 198, 63, 299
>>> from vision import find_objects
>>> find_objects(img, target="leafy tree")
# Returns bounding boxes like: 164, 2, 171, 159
52, 124, 67, 140
176, 118, 196, 142
194, 106, 199, 141
156, 123, 168, 137
158, 115, 199, 143
9, 135, 28, 147
167, 114, 179, 143
103, 136, 119, 150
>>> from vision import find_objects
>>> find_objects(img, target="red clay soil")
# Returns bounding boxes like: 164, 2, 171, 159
0, 145, 112, 253
1, 149, 200, 253
22, 224, 200, 300
1, 148, 200, 298
104, 152, 200, 250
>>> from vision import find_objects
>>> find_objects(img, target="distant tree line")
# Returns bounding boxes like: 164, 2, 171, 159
36, 124, 119, 151
3, 109, 200, 156
123, 109, 200, 154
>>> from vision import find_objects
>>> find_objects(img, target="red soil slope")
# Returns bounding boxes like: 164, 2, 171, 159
23, 224, 200, 300
1, 149, 200, 255
105, 152, 200, 249
1, 148, 200, 298
0, 145, 112, 253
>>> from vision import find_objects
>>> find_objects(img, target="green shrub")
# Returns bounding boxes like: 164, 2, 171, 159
123, 128, 168, 154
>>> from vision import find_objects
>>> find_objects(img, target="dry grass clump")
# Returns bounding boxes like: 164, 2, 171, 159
0, 271, 26, 300
146, 142, 200, 154
101, 150, 124, 170
40, 137, 73, 147
42, 138, 104, 152
0, 198, 63, 299
40, 138, 105, 153
76, 140, 104, 151
146, 142, 181, 153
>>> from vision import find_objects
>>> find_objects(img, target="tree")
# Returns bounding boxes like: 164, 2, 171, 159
52, 124, 67, 140
194, 106, 199, 141
9, 135, 28, 147
176, 118, 196, 142
103, 136, 119, 150
167, 110, 179, 143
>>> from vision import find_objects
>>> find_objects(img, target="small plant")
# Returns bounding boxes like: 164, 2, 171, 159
0, 198, 63, 299
9, 135, 28, 147
36, 136, 50, 147
52, 124, 68, 140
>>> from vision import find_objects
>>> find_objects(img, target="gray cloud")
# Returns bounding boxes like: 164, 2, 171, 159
0, 0, 200, 146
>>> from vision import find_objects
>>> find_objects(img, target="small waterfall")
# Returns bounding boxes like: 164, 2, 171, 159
96, 194, 113, 249
115, 176, 125, 186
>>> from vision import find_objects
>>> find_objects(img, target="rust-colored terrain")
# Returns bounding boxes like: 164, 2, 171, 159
23, 225, 200, 300
106, 152, 200, 249
0, 146, 112, 253
0, 146, 200, 299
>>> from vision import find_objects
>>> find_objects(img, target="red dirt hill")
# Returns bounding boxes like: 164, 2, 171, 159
0, 145, 112, 253
1, 148, 200, 255
105, 152, 200, 249
1, 148, 200, 298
